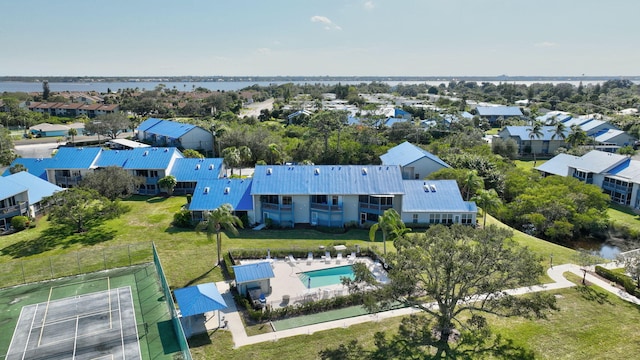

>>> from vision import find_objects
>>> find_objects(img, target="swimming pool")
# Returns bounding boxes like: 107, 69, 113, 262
298, 265, 355, 288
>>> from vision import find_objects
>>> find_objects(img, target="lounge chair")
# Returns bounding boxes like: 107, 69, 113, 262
336, 252, 343, 264
324, 251, 332, 264
306, 252, 313, 265
347, 252, 356, 263
288, 254, 298, 265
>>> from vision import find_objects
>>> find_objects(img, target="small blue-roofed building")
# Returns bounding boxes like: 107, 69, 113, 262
476, 106, 523, 125
401, 180, 477, 226
135, 118, 213, 154
380, 141, 450, 180
189, 178, 253, 222
251, 164, 406, 228
232, 261, 275, 296
498, 126, 569, 155
2, 171, 63, 219
168, 158, 225, 195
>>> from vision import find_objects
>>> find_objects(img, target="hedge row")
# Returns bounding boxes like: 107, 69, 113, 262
594, 265, 640, 298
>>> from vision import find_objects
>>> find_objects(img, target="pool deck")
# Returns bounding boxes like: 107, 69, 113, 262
241, 254, 387, 309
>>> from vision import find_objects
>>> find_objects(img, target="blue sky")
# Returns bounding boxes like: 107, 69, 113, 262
2, 0, 638, 77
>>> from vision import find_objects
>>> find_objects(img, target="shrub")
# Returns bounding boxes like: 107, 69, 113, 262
595, 265, 640, 298
11, 216, 29, 231
172, 208, 193, 228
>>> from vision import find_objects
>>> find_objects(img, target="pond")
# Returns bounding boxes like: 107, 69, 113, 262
570, 239, 622, 260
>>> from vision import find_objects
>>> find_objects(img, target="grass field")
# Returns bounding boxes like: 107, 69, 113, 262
2, 195, 639, 359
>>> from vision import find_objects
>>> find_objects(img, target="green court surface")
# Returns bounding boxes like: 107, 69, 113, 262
271, 305, 370, 331
0, 263, 182, 360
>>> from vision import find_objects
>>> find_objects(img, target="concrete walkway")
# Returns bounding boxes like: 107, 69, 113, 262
213, 262, 640, 348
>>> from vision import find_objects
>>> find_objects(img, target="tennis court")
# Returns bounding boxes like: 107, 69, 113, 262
0, 264, 185, 360
6, 286, 140, 360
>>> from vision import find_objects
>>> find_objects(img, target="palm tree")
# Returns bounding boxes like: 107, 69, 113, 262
196, 204, 243, 266
238, 146, 252, 177
471, 189, 502, 228
369, 208, 411, 256
566, 124, 588, 148
68, 127, 77, 145
158, 175, 177, 196
527, 120, 544, 164
462, 170, 484, 201
550, 121, 567, 141
268, 143, 281, 165
221, 146, 240, 176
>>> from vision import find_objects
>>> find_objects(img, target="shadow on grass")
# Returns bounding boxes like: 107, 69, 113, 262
63, 226, 117, 247
146, 197, 167, 204
0, 225, 70, 258
164, 226, 194, 234
187, 331, 213, 348
182, 266, 217, 288
574, 285, 613, 305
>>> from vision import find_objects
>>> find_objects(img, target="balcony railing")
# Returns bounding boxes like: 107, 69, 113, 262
310, 203, 342, 212
262, 203, 293, 211
358, 202, 393, 211
0, 202, 28, 217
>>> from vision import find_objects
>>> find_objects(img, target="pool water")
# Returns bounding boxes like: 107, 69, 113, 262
298, 265, 355, 288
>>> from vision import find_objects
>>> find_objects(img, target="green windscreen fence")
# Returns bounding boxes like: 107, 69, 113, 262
153, 243, 192, 360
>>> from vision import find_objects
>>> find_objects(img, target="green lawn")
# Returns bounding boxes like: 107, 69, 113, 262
608, 202, 640, 230
3, 195, 638, 360
514, 159, 546, 169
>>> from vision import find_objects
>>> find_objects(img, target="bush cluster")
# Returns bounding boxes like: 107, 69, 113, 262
10, 216, 30, 230
595, 265, 640, 298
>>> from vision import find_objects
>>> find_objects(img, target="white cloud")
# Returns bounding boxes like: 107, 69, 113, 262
363, 1, 375, 10
535, 41, 558, 48
310, 15, 342, 31
256, 48, 271, 55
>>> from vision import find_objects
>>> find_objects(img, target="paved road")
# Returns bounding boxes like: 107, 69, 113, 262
214, 260, 639, 348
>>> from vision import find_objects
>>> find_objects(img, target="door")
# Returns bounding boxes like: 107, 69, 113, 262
311, 212, 318, 226
360, 213, 366, 225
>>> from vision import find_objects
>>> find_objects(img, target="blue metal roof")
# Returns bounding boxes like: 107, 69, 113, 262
121, 147, 182, 170
476, 106, 522, 116
233, 261, 275, 283
2, 158, 52, 179
384, 117, 408, 127
501, 126, 569, 141
3, 171, 63, 204
142, 119, 198, 138
571, 150, 628, 173
0, 176, 28, 200
402, 180, 473, 212
535, 154, 577, 176
169, 158, 224, 181
394, 108, 411, 117
251, 165, 405, 195
47, 147, 101, 169
137, 118, 163, 132
173, 283, 227, 317
189, 179, 253, 211
380, 141, 450, 168
93, 149, 131, 167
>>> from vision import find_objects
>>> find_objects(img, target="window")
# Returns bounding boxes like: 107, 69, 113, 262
262, 195, 278, 204
359, 195, 368, 203
380, 197, 393, 206
150, 170, 159, 178
282, 196, 292, 205
412, 214, 418, 223
429, 214, 440, 224
311, 195, 328, 204
461, 214, 473, 224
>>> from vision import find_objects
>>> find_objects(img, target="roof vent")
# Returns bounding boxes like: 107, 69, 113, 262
362, 168, 368, 175
204, 187, 210, 194
209, 164, 214, 170
267, 168, 272, 175
224, 187, 230, 194
143, 151, 149, 156
314, 168, 320, 175
164, 148, 168, 152
430, 185, 437, 192
195, 164, 200, 170
424, 184, 430, 192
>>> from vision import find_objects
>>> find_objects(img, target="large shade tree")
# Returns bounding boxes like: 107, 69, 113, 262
158, 175, 177, 196
339, 224, 557, 358
44, 188, 125, 233
80, 166, 143, 200
196, 204, 243, 266
369, 208, 411, 256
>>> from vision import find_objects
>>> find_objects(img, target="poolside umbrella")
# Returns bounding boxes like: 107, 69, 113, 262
174, 283, 227, 328
308, 277, 311, 289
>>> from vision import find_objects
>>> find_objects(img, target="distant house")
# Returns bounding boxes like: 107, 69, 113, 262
29, 122, 85, 138
28, 102, 118, 118
188, 178, 253, 222
380, 141, 450, 179
535, 150, 640, 207
476, 106, 523, 125
498, 126, 569, 155
135, 118, 213, 153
